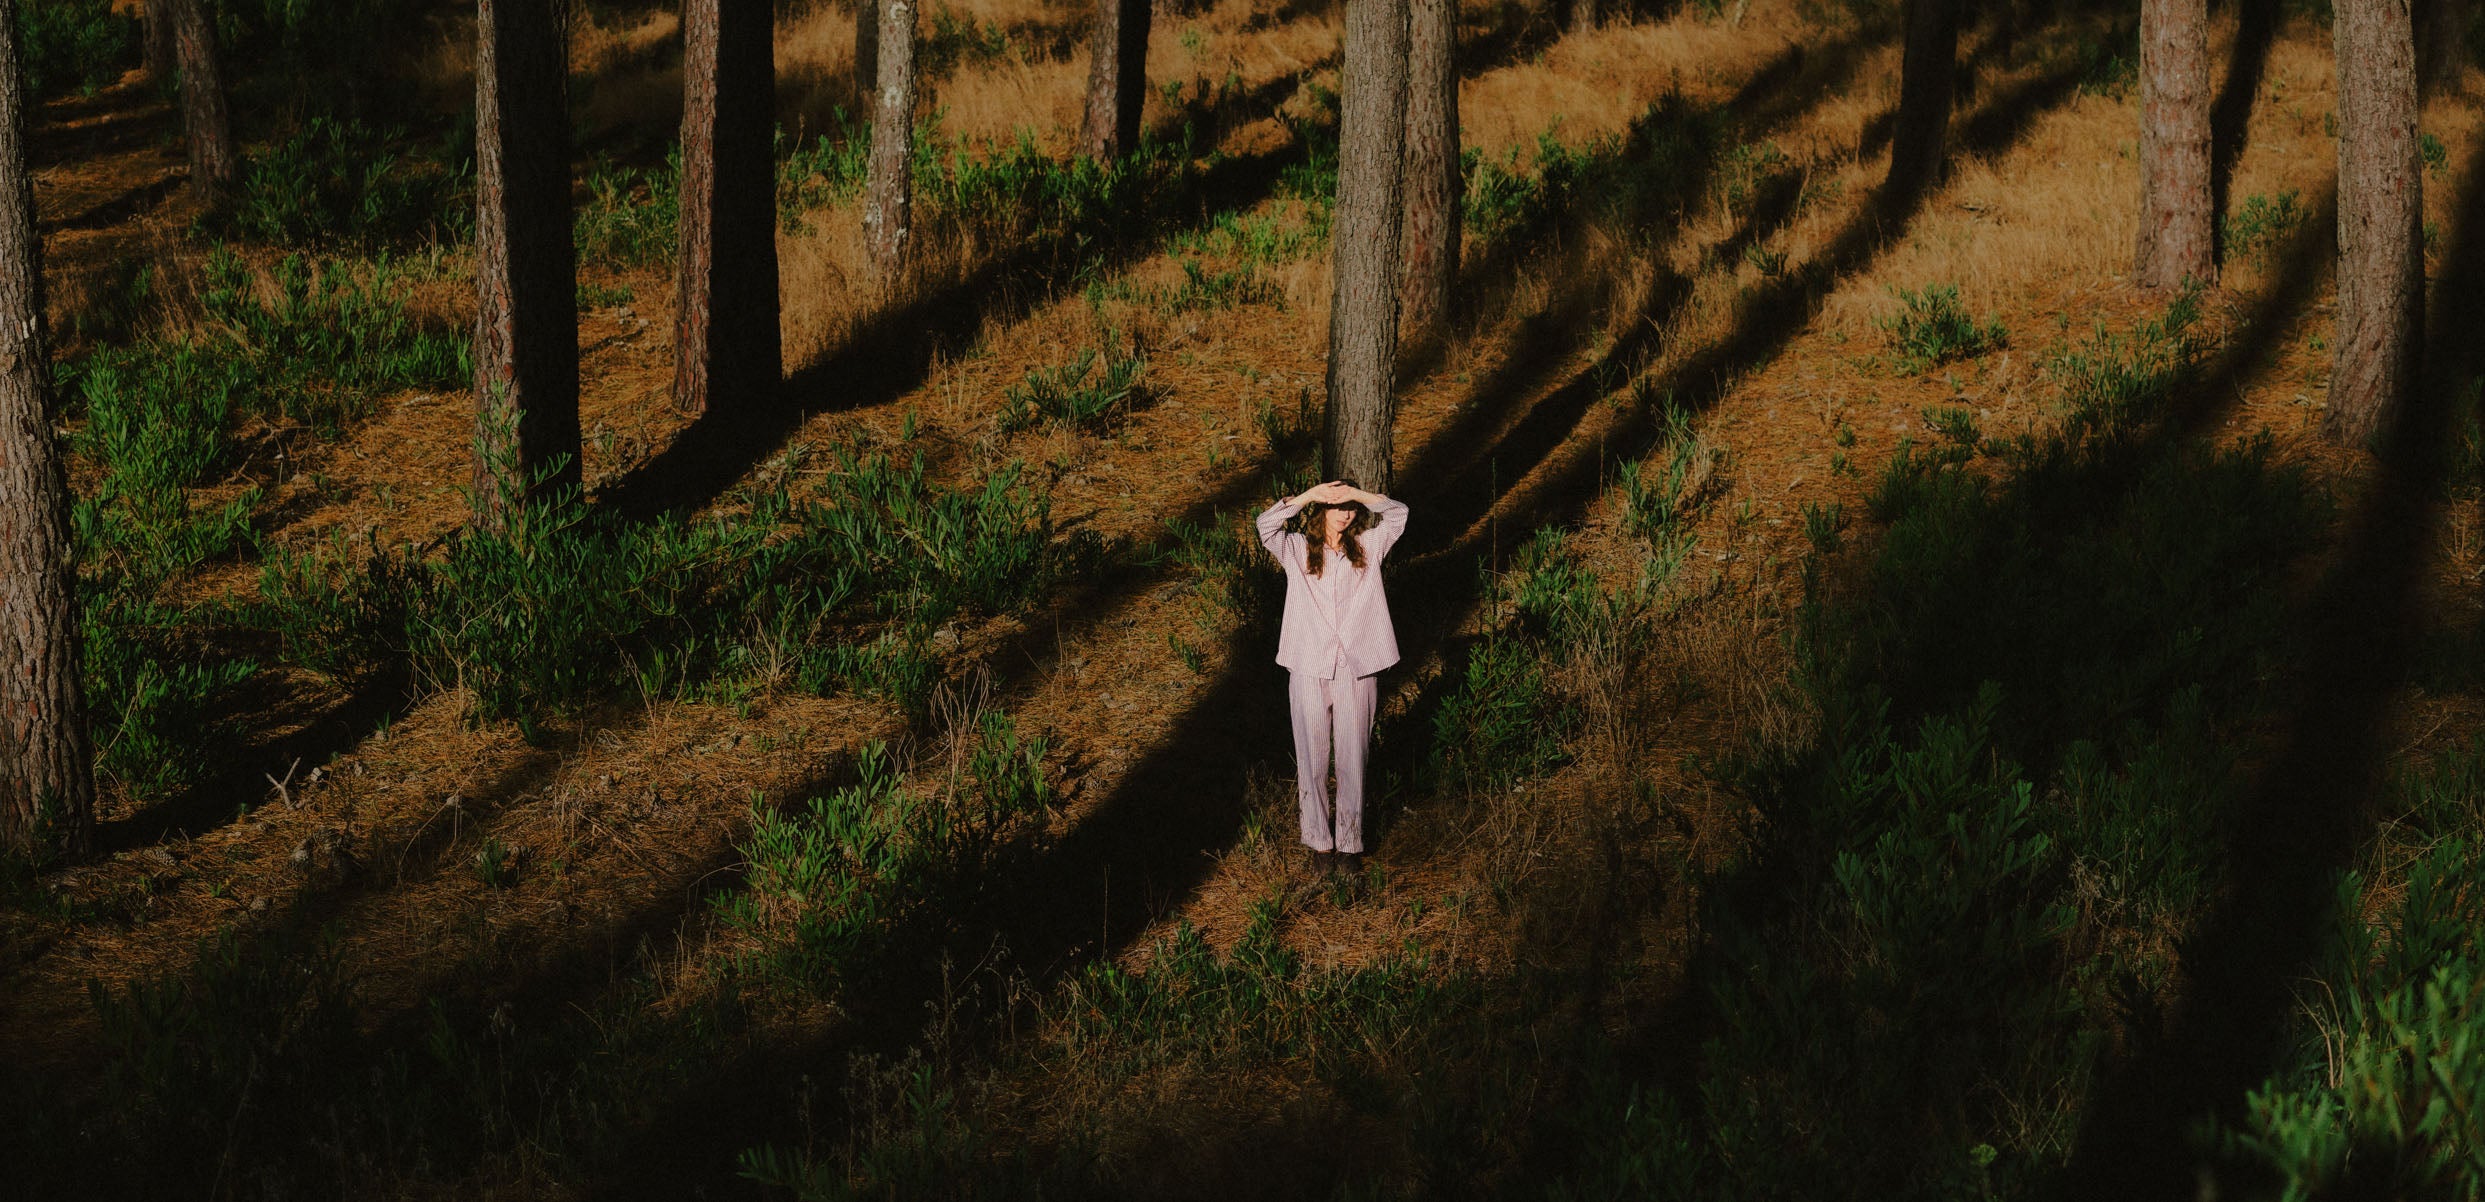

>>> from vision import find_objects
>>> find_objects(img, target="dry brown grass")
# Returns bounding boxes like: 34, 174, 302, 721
20, 0, 2485, 1188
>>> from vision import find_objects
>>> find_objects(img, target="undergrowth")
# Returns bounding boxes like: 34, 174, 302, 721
1541, 289, 2324, 1196
15, 0, 135, 100
2220, 742, 2485, 1200
259, 442, 1071, 722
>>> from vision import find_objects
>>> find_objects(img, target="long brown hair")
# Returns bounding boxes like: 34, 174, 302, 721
1304, 480, 1376, 578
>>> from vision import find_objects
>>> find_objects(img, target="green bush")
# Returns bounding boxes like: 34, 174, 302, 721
719, 721, 1052, 994
1432, 631, 1573, 793
2222, 745, 2485, 1200
1879, 283, 2007, 373
576, 148, 684, 269
56, 249, 463, 798
231, 118, 473, 247
258, 446, 1061, 721
996, 341, 1148, 433
15, 0, 136, 100
2221, 190, 2310, 265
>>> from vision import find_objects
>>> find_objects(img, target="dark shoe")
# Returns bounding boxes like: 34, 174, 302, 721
1306, 848, 1335, 875
1337, 852, 1365, 876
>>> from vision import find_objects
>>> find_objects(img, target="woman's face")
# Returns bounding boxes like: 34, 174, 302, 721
1323, 505, 1356, 542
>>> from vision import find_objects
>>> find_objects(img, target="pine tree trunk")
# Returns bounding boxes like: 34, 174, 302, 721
2329, 0, 2423, 447
1568, 0, 1596, 35
1399, 0, 1458, 342
674, 0, 782, 418
2135, 0, 2214, 288
163, 0, 236, 208
0, 18, 96, 860
1079, 0, 1152, 160
1323, 0, 1409, 492
143, 0, 176, 83
2417, 0, 2469, 87
472, 0, 582, 517
865, 0, 917, 282
856, 0, 879, 109
1887, 0, 1959, 194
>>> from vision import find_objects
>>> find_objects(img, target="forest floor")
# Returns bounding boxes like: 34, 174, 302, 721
7, 0, 2485, 1196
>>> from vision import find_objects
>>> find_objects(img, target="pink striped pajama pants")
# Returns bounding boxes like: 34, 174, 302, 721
1287, 670, 1377, 854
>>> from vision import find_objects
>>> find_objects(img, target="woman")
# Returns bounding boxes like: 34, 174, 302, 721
1255, 478, 1410, 876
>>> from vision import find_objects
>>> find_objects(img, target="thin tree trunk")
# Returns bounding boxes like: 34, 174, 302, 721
1399, 0, 1458, 342
2417, 0, 2469, 88
1887, 0, 1959, 195
856, 0, 879, 109
2135, 0, 2214, 288
0, 16, 96, 860
163, 0, 236, 208
2329, 0, 2423, 447
675, 0, 782, 418
473, 0, 582, 516
1568, 0, 1596, 35
865, 0, 916, 282
1079, 0, 1152, 159
1323, 0, 1410, 492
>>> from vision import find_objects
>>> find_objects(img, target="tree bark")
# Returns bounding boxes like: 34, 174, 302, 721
1568, 0, 1596, 35
472, 0, 583, 516
1399, 0, 1458, 342
674, 0, 782, 419
162, 0, 237, 209
2416, 0, 2469, 88
856, 0, 879, 110
143, 0, 177, 83
864, 0, 916, 282
1079, 0, 1153, 160
2135, 0, 2214, 288
2329, 0, 2423, 447
0, 16, 97, 860
1323, 0, 1409, 492
1887, 0, 1960, 195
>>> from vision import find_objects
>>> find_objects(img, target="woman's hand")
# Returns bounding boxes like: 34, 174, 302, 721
1297, 480, 1360, 506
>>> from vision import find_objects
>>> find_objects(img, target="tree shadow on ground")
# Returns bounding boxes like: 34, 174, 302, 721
2060, 126, 2485, 1202
581, 18, 2119, 1196
2210, 0, 2285, 264
589, 143, 1307, 524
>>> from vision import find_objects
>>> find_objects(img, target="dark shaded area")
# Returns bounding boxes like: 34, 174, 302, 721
2060, 126, 2485, 1202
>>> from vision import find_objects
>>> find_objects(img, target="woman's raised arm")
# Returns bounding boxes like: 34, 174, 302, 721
1351, 488, 1409, 561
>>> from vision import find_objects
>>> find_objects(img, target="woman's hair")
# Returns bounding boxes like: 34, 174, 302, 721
1304, 478, 1376, 578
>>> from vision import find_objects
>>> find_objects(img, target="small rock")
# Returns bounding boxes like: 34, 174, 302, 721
249, 896, 269, 913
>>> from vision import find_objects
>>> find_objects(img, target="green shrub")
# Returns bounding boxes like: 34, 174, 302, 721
2221, 190, 2309, 265
996, 341, 1148, 434
80, 592, 258, 801
576, 148, 684, 268
1432, 631, 1573, 793
1879, 283, 2007, 373
919, 6, 1016, 77
15, 0, 137, 100
1055, 899, 1453, 1072
2222, 745, 2485, 1200
257, 446, 1060, 721
719, 723, 1052, 994
231, 117, 472, 247
1166, 207, 1324, 264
